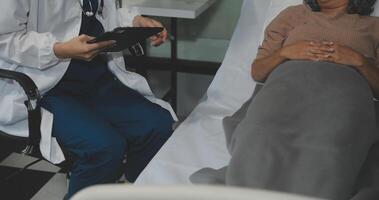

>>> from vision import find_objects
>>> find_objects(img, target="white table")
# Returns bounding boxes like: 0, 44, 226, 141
122, 0, 216, 19
122, 0, 218, 111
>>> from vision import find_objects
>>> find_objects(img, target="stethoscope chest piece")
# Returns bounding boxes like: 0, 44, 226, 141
85, 11, 94, 17
79, 0, 104, 17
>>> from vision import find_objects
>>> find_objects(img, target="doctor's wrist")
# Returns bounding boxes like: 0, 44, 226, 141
132, 15, 144, 27
53, 42, 68, 59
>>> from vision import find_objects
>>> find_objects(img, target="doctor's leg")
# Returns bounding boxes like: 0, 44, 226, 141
41, 95, 126, 198
90, 78, 174, 182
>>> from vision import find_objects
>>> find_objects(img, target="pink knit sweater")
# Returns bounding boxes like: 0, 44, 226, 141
257, 4, 379, 62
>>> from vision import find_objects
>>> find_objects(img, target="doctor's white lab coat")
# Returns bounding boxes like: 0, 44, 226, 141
0, 0, 177, 164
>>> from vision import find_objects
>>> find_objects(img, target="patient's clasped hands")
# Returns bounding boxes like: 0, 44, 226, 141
279, 40, 368, 68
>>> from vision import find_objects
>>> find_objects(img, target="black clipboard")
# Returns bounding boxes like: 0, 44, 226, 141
87, 27, 164, 52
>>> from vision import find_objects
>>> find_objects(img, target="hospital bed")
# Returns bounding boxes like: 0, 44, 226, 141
134, 0, 285, 185
134, 0, 379, 198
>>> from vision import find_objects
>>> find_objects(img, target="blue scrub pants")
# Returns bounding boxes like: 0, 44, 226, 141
41, 75, 174, 198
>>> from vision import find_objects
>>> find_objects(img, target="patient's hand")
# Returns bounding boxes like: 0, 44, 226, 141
317, 42, 366, 68
252, 40, 331, 82
279, 41, 332, 61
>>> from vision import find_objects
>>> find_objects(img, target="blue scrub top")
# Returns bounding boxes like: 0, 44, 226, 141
52, 0, 110, 96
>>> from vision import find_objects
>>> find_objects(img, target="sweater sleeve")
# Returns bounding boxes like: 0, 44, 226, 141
256, 6, 303, 59
376, 20, 379, 66
374, 19, 379, 68
376, 45, 379, 66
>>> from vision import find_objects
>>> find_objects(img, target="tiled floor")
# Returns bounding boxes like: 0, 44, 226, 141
31, 174, 68, 200
0, 152, 133, 200
0, 153, 67, 200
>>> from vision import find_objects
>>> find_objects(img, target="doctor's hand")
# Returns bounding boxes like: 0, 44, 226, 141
133, 16, 168, 46
53, 35, 116, 61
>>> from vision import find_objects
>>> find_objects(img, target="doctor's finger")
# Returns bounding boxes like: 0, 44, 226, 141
150, 35, 165, 46
80, 50, 101, 61
158, 29, 168, 42
150, 32, 168, 45
151, 19, 164, 27
150, 36, 165, 46
143, 19, 156, 27
78, 34, 95, 42
86, 40, 116, 51
151, 21, 168, 41
151, 40, 164, 47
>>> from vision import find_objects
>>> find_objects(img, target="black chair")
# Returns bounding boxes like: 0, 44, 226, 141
0, 68, 72, 180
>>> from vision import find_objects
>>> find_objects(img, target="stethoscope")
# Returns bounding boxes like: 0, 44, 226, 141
78, 0, 104, 17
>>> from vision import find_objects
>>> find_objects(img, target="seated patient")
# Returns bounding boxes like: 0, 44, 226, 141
193, 0, 379, 200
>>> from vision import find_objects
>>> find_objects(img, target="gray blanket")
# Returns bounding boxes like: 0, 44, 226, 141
191, 61, 379, 200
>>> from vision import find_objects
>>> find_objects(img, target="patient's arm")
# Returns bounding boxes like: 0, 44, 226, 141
251, 50, 285, 82
356, 59, 379, 98
251, 41, 332, 82
251, 6, 299, 82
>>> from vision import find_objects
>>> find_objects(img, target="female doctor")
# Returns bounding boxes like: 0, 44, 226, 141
0, 0, 176, 198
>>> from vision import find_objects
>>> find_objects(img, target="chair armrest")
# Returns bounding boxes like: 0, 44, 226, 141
0, 69, 41, 105
0, 68, 41, 149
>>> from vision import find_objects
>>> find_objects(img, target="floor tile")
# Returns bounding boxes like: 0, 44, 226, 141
0, 153, 61, 173
31, 173, 67, 200
0, 166, 56, 200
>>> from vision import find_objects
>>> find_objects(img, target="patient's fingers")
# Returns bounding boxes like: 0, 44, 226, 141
306, 49, 335, 62
315, 53, 335, 62
309, 41, 320, 46
321, 41, 334, 46
306, 52, 322, 61
319, 46, 335, 53
309, 48, 327, 55
308, 46, 333, 57
309, 40, 334, 49
308, 41, 335, 57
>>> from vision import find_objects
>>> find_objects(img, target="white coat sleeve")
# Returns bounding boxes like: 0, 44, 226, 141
117, 6, 140, 27
0, 0, 60, 70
